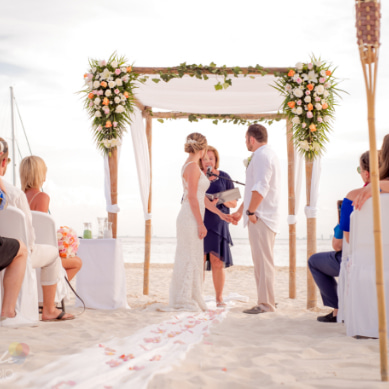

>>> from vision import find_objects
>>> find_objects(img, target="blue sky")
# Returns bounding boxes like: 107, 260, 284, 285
0, 0, 388, 239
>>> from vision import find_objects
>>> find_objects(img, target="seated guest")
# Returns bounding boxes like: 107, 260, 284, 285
0, 139, 74, 321
309, 150, 374, 323
20, 156, 82, 281
353, 134, 389, 210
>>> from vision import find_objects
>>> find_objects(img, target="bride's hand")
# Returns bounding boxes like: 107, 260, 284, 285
198, 223, 207, 240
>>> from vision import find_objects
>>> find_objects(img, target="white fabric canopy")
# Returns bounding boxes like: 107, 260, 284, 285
128, 74, 283, 222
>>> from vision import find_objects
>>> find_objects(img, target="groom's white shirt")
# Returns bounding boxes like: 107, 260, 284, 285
243, 144, 281, 233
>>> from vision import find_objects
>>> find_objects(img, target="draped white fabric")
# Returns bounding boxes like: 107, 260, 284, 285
134, 74, 283, 114
129, 107, 151, 220
304, 158, 321, 219
104, 148, 121, 213
287, 148, 304, 225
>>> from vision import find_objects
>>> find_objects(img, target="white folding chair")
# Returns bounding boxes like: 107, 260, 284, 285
337, 239, 349, 324
31, 211, 69, 306
345, 194, 389, 337
0, 206, 39, 325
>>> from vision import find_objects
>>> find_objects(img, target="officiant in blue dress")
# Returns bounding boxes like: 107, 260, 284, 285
200, 146, 237, 307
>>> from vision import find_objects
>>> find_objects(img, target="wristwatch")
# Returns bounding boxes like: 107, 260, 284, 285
246, 210, 255, 216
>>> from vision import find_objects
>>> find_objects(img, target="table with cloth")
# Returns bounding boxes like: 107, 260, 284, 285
76, 239, 129, 310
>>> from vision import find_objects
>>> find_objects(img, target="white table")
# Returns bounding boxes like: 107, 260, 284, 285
76, 239, 129, 310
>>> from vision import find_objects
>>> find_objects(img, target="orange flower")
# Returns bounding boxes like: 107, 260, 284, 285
84, 73, 88, 78
102, 97, 110, 106
100, 81, 107, 88
287, 101, 295, 109
123, 91, 129, 99
309, 124, 317, 132
288, 69, 295, 77
88, 92, 94, 99
105, 120, 112, 128
322, 102, 328, 110
326, 70, 331, 76
127, 66, 132, 73
307, 103, 313, 111
307, 84, 314, 91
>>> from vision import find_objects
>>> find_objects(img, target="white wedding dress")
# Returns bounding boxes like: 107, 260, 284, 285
166, 161, 210, 311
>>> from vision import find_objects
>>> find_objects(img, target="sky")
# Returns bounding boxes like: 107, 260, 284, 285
0, 0, 388, 241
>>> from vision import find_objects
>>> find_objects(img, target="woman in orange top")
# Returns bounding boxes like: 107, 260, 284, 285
20, 156, 82, 281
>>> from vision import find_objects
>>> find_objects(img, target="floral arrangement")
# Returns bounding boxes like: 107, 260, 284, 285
274, 57, 342, 160
80, 53, 138, 155
57, 226, 79, 258
243, 155, 252, 168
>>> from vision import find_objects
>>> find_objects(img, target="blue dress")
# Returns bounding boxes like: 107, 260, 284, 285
203, 170, 234, 271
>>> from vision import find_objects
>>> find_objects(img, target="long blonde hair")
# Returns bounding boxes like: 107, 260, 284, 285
19, 156, 47, 192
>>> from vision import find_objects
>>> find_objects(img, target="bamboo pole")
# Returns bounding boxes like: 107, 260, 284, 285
305, 158, 317, 309
355, 0, 387, 381
132, 66, 290, 76
286, 120, 296, 299
108, 147, 118, 238
150, 112, 285, 120
143, 109, 153, 295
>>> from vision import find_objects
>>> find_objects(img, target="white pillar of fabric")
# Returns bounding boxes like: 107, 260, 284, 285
304, 157, 321, 219
287, 148, 304, 225
104, 147, 121, 213
129, 107, 151, 220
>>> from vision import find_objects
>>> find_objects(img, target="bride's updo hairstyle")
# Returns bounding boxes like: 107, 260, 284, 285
184, 132, 207, 154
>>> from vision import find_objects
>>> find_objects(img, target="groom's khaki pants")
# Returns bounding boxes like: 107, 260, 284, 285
248, 218, 276, 312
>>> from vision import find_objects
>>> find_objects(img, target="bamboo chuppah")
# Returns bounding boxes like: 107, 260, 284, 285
355, 0, 387, 381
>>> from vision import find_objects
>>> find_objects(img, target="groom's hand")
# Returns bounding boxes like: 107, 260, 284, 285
248, 214, 258, 224
231, 211, 242, 225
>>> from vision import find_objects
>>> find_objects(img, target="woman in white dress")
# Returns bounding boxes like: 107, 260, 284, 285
167, 133, 230, 311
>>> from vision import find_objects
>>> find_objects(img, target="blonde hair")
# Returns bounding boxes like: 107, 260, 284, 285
19, 156, 47, 192
184, 132, 207, 154
199, 145, 220, 169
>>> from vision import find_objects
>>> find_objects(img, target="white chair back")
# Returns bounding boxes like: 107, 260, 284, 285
0, 206, 39, 324
345, 194, 389, 337
31, 211, 69, 304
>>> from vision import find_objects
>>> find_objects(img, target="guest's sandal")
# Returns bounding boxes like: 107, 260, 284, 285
41, 312, 75, 322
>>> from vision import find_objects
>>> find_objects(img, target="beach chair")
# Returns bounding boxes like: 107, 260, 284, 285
345, 194, 389, 337
336, 239, 349, 324
31, 211, 69, 308
0, 206, 39, 325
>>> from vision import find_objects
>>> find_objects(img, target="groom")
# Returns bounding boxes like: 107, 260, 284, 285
232, 124, 281, 314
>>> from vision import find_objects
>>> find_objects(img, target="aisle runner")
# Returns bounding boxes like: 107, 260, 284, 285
16, 299, 244, 389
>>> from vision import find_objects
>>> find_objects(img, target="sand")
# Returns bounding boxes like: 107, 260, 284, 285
0, 263, 387, 388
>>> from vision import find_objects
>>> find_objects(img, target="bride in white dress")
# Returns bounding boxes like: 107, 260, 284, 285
166, 133, 230, 312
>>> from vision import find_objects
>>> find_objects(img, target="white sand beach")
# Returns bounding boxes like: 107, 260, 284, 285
0, 263, 387, 388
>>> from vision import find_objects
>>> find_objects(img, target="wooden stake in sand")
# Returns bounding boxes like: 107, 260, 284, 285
355, 0, 388, 381
108, 147, 118, 238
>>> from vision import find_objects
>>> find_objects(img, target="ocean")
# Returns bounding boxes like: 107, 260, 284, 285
119, 237, 333, 267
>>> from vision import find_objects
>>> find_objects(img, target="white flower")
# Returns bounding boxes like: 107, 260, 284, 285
243, 155, 252, 168
295, 62, 303, 71
314, 60, 323, 67
120, 67, 127, 73
324, 81, 331, 88
108, 81, 116, 88
292, 73, 301, 82
122, 75, 129, 83
114, 96, 121, 104
317, 117, 323, 123
121, 95, 126, 102
300, 140, 309, 151
293, 88, 304, 98
302, 70, 318, 84
101, 68, 111, 80
292, 116, 300, 124
315, 103, 322, 110
296, 107, 303, 115
323, 90, 330, 98
315, 85, 325, 95
116, 78, 123, 87
98, 60, 106, 67
94, 97, 101, 105
312, 142, 321, 151
94, 111, 102, 117
115, 105, 125, 113
93, 81, 100, 88
285, 84, 292, 92
304, 96, 311, 103
323, 115, 331, 123
105, 89, 112, 97
292, 108, 297, 114
111, 60, 118, 68
91, 67, 97, 73
320, 70, 326, 77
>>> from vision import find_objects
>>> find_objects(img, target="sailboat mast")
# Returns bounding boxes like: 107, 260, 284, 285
10, 86, 16, 185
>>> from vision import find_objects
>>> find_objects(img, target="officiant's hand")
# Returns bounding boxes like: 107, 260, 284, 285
231, 211, 242, 225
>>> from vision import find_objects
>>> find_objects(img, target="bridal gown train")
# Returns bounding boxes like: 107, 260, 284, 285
167, 161, 210, 311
